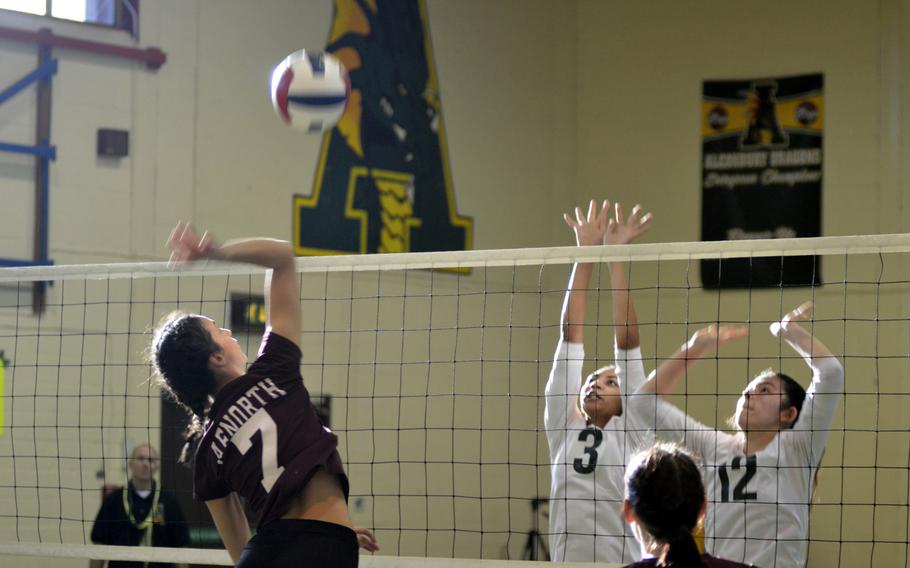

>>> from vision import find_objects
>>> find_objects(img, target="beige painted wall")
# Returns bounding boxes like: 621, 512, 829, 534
575, 1, 910, 566
576, 0, 897, 241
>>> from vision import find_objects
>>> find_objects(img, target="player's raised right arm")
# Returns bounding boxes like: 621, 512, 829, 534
605, 203, 652, 351
560, 200, 609, 343
168, 222, 300, 346
545, 201, 609, 429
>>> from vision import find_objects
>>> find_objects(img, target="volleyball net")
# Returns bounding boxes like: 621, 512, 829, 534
1, 234, 909, 567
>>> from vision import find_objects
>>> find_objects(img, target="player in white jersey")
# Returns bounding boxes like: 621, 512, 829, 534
545, 199, 653, 563
630, 302, 844, 567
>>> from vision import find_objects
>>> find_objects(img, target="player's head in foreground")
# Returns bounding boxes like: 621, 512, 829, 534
624, 442, 705, 566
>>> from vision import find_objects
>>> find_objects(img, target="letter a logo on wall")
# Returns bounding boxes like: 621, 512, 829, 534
294, 0, 472, 258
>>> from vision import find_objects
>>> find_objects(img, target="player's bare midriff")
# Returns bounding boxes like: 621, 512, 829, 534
281, 468, 353, 529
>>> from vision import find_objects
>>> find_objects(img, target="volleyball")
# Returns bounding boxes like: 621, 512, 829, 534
270, 49, 349, 133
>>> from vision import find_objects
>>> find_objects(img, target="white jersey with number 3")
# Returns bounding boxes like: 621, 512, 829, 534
630, 356, 843, 567
544, 341, 649, 563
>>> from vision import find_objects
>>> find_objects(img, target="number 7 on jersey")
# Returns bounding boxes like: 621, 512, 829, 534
233, 408, 285, 493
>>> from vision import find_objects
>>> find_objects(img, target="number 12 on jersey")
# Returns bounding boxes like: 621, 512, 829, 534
718, 454, 757, 502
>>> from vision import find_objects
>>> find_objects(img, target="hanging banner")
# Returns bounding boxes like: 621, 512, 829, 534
701, 73, 823, 288
294, 0, 472, 258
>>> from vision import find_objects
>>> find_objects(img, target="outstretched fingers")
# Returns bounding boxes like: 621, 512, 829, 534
604, 202, 654, 245
595, 199, 610, 231
771, 301, 814, 336
566, 199, 612, 246
356, 528, 380, 552
167, 222, 190, 267
628, 204, 654, 230
166, 221, 216, 267
718, 325, 750, 343
690, 324, 749, 352
788, 301, 814, 322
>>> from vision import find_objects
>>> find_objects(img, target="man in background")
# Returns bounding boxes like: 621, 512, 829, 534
90, 443, 190, 568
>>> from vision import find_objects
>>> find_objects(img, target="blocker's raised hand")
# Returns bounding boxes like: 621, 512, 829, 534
605, 202, 653, 246
686, 324, 749, 355
564, 199, 610, 247
770, 301, 814, 338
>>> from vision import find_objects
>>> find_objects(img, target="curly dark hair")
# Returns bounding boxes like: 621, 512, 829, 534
151, 311, 220, 463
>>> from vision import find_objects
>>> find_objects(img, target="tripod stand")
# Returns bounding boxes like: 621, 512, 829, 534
520, 497, 550, 561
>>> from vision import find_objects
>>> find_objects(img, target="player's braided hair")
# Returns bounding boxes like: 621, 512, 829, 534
151, 311, 219, 464
625, 443, 705, 567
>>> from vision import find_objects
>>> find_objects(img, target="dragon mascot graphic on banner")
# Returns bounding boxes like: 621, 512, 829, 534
294, 0, 472, 257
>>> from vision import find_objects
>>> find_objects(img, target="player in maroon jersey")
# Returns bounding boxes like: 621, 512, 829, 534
623, 443, 755, 568
152, 223, 377, 566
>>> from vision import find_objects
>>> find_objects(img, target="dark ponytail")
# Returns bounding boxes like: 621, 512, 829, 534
661, 524, 703, 567
151, 311, 220, 463
776, 372, 806, 429
625, 443, 705, 567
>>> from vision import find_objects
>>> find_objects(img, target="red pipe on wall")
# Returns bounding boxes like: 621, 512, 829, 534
0, 25, 166, 69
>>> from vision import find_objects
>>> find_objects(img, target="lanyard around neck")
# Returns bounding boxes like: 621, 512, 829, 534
122, 481, 161, 533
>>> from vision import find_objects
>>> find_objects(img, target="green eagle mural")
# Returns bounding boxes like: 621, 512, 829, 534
294, 0, 472, 257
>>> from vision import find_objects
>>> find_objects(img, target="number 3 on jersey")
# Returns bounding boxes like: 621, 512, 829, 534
233, 408, 285, 493
573, 427, 603, 474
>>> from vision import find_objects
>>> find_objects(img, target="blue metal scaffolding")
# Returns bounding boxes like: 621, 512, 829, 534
0, 58, 57, 269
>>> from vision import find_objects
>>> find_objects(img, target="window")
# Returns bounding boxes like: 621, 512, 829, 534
51, 0, 86, 21
0, 0, 139, 36
0, 0, 45, 16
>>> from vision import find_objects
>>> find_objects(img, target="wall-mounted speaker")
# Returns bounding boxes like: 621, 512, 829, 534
96, 128, 129, 158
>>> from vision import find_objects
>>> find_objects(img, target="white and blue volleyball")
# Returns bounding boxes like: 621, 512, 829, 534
270, 49, 349, 133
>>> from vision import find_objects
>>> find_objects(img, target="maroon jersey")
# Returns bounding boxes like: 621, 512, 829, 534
193, 331, 348, 527
624, 555, 754, 568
